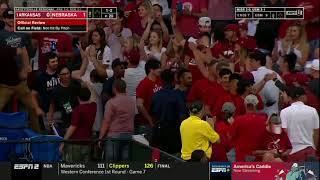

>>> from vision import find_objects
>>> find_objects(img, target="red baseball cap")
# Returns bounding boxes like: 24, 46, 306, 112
124, 2, 137, 11
241, 71, 255, 84
224, 24, 238, 32
124, 48, 140, 65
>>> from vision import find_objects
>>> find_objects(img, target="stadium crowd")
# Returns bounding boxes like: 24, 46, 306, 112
0, 0, 319, 163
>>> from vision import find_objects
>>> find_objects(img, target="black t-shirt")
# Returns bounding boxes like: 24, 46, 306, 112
0, 48, 20, 86
51, 80, 81, 128
33, 71, 60, 112
0, 29, 26, 48
0, 20, 4, 30
102, 76, 115, 97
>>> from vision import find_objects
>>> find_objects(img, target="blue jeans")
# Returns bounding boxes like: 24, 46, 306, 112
104, 133, 132, 162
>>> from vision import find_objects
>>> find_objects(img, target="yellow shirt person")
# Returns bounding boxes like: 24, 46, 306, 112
180, 101, 220, 161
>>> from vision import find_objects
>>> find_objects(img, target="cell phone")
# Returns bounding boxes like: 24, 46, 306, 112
275, 79, 286, 92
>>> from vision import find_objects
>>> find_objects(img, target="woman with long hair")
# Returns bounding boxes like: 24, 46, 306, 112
288, 22, 309, 71
79, 28, 112, 80
129, 0, 153, 37
160, 31, 186, 71
140, 30, 166, 61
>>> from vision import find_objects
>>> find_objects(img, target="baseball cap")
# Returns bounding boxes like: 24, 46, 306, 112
307, 170, 315, 176
224, 24, 238, 32
198, 17, 211, 27
311, 59, 319, 71
269, 113, 281, 124
292, 163, 298, 168
244, 94, 259, 106
241, 72, 255, 85
124, 48, 140, 66
111, 58, 127, 69
222, 102, 236, 114
3, 8, 14, 19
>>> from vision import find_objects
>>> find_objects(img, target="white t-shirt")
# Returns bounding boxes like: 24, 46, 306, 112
124, 61, 146, 114
144, 46, 166, 61
247, 20, 259, 37
106, 27, 132, 61
150, 0, 171, 16
251, 66, 282, 116
81, 45, 112, 82
280, 101, 319, 154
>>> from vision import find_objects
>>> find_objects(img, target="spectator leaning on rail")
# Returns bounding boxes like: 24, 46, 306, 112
99, 79, 135, 162
59, 86, 97, 162
180, 100, 220, 161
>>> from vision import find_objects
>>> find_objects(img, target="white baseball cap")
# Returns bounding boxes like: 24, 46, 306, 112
244, 94, 259, 106
198, 17, 211, 27
311, 59, 319, 71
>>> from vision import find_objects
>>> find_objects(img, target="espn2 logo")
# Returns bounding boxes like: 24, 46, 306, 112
14, 164, 40, 170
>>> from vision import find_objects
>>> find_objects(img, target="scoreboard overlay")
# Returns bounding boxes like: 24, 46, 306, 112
14, 7, 117, 32
235, 7, 304, 20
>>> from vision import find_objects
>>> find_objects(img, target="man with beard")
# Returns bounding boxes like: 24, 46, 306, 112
31, 52, 60, 131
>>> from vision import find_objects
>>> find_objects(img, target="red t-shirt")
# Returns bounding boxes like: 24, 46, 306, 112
256, 130, 292, 161
136, 77, 162, 125
282, 72, 310, 87
124, 2, 145, 37
204, 83, 230, 115
297, 0, 319, 40
211, 40, 236, 59
187, 78, 217, 103
229, 113, 267, 161
172, 0, 208, 37
70, 102, 97, 141
213, 92, 246, 118
211, 120, 232, 162
238, 36, 257, 50
33, 33, 73, 71
188, 62, 206, 83
305, 88, 320, 112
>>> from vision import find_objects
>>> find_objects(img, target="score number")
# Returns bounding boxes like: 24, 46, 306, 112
144, 163, 154, 169
97, 163, 105, 169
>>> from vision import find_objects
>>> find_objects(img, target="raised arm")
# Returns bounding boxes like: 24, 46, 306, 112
71, 43, 89, 80
158, 17, 170, 43
141, 17, 154, 43
189, 43, 209, 79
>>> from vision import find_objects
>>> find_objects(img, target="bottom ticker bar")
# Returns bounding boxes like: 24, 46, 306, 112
8, 162, 208, 180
